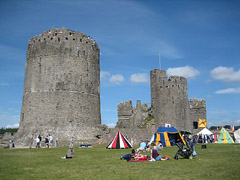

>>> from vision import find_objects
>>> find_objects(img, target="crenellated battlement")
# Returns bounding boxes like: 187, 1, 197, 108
169, 75, 187, 83
27, 28, 99, 60
190, 98, 206, 108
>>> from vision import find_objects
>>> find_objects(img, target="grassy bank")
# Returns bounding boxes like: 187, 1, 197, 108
0, 143, 239, 180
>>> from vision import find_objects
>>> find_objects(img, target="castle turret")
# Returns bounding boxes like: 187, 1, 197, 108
15, 28, 101, 143
150, 69, 191, 131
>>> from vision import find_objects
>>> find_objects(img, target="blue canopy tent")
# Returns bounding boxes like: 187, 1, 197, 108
154, 126, 186, 147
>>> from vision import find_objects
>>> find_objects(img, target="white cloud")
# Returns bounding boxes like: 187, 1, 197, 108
100, 71, 111, 79
0, 83, 9, 86
130, 73, 149, 83
236, 120, 240, 123
0, 43, 25, 61
206, 95, 212, 99
215, 87, 240, 94
106, 122, 116, 128
5, 123, 19, 129
210, 66, 240, 83
149, 42, 182, 60
166, 66, 200, 79
158, 42, 182, 59
110, 74, 124, 84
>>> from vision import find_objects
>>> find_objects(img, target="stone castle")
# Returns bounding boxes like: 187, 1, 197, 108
15, 28, 206, 145
15, 28, 102, 143
116, 69, 206, 133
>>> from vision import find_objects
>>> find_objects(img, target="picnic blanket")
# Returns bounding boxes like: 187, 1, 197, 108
127, 159, 149, 162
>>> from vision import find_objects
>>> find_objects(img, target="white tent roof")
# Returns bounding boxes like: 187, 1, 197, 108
234, 129, 240, 143
197, 128, 213, 135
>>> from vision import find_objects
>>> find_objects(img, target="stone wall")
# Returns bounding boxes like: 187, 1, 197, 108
15, 28, 101, 144
116, 100, 150, 129
189, 99, 207, 130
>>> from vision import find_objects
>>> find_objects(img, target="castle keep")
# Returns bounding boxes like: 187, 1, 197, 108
15, 28, 101, 142
116, 69, 206, 133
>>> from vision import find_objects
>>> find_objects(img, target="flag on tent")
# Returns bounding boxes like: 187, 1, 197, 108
198, 119, 207, 127
106, 131, 132, 149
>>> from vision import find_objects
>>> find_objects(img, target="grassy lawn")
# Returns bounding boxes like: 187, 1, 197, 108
0, 143, 239, 180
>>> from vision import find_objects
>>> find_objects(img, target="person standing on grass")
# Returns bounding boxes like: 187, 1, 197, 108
38, 135, 42, 147
69, 137, 73, 148
29, 134, 34, 148
49, 134, 53, 147
130, 138, 134, 146
98, 138, 102, 144
45, 135, 49, 148
35, 136, 40, 148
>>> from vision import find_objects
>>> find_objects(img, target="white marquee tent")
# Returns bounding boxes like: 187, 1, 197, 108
234, 129, 240, 143
197, 128, 213, 136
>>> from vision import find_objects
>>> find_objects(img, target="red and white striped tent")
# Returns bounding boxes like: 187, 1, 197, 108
106, 131, 133, 149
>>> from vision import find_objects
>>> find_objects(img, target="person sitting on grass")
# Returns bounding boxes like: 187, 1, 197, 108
121, 149, 148, 161
61, 147, 75, 159
121, 149, 136, 160
154, 141, 163, 151
135, 140, 147, 152
135, 151, 148, 160
149, 146, 169, 161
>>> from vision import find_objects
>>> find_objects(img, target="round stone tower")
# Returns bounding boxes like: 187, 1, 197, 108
15, 28, 101, 143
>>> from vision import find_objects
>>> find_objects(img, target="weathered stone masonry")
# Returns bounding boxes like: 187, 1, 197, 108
15, 28, 101, 143
14, 28, 207, 145
116, 69, 206, 133
151, 69, 191, 131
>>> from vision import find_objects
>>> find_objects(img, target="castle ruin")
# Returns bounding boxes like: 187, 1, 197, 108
14, 28, 206, 145
15, 28, 101, 143
116, 69, 206, 133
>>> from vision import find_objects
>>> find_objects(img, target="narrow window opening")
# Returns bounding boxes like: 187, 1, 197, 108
21, 113, 24, 122
193, 122, 198, 129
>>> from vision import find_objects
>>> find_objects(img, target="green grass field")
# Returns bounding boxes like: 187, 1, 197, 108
0, 143, 239, 180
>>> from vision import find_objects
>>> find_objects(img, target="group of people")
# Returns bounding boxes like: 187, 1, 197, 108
30, 134, 56, 148
135, 140, 163, 152
121, 140, 168, 162
182, 133, 215, 144
121, 145, 168, 162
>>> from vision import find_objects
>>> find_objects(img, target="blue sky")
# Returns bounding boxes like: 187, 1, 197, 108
0, 0, 240, 128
